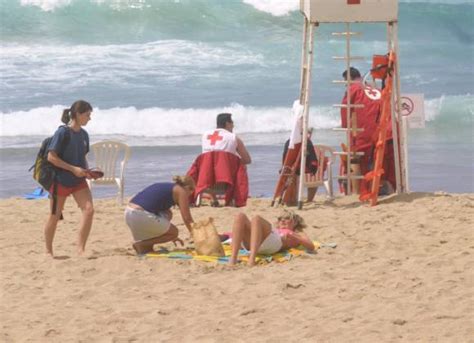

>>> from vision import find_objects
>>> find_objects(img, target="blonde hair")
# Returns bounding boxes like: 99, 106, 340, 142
277, 210, 306, 232
172, 175, 195, 191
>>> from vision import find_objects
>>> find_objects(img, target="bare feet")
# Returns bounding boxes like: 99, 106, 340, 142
132, 242, 153, 255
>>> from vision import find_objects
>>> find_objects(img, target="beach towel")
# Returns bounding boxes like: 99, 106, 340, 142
23, 187, 49, 200
187, 150, 249, 207
145, 240, 326, 265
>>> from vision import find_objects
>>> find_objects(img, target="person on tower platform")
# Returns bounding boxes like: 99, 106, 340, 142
340, 67, 395, 195
340, 67, 381, 195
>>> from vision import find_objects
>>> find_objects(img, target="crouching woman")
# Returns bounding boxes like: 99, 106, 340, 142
125, 176, 195, 254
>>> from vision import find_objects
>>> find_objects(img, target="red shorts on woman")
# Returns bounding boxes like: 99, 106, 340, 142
49, 179, 88, 197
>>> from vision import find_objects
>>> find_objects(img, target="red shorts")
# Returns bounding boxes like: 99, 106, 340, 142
49, 180, 89, 197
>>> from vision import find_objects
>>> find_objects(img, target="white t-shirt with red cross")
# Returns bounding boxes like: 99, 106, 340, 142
202, 128, 238, 155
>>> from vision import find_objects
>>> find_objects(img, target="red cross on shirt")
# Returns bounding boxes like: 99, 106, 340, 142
366, 88, 378, 97
207, 131, 223, 145
347, 0, 360, 4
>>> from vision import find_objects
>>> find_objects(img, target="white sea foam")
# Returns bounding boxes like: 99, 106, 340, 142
242, 0, 299, 16
2, 94, 470, 139
0, 103, 339, 137
20, 0, 72, 12
1, 95, 472, 149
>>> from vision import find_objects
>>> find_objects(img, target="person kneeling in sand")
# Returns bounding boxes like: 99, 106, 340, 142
124, 176, 195, 255
229, 210, 315, 266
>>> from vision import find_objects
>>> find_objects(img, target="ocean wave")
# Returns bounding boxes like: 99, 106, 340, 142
19, 0, 471, 14
424, 94, 473, 125
0, 40, 264, 83
0, 102, 338, 138
242, 0, 298, 16
2, 1, 472, 114
6, 1, 471, 47
1, 95, 471, 139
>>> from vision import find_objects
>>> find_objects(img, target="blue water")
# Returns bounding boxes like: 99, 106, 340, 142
0, 0, 473, 198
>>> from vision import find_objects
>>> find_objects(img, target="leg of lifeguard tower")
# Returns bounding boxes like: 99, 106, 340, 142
392, 21, 409, 193
387, 21, 403, 194
297, 22, 316, 210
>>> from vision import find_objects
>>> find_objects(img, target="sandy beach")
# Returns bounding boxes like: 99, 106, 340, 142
2, 1, 473, 342
1, 193, 473, 342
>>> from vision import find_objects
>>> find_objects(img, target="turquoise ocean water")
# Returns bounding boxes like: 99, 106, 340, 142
0, 0, 473, 198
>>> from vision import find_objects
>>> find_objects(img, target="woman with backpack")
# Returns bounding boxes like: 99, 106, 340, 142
43, 100, 95, 257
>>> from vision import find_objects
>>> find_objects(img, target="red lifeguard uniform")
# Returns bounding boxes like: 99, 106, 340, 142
187, 128, 249, 207
341, 80, 396, 193
187, 151, 248, 207
341, 80, 381, 194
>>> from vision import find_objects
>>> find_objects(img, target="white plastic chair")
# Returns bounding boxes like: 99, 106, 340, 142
304, 144, 335, 197
87, 140, 131, 205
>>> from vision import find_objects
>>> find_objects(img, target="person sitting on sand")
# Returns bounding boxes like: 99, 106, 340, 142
187, 112, 250, 207
229, 210, 315, 266
124, 176, 195, 255
282, 127, 319, 203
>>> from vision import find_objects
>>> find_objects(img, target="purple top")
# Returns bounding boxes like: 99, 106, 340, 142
130, 182, 175, 215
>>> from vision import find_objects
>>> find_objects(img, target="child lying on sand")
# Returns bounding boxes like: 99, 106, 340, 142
229, 210, 315, 266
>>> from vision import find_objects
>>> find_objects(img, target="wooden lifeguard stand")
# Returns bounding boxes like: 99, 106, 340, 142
296, 0, 409, 208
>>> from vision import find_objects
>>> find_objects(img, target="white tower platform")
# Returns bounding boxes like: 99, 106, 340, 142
300, 0, 398, 23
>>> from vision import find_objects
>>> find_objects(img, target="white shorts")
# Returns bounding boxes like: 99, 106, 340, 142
243, 230, 283, 255
124, 207, 170, 242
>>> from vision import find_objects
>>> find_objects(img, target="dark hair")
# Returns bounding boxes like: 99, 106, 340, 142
61, 100, 92, 124
342, 67, 361, 81
216, 113, 233, 129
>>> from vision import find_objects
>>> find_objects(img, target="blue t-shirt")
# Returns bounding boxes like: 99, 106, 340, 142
130, 183, 175, 215
48, 125, 89, 187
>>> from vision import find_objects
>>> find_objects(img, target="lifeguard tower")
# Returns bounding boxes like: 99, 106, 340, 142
296, 0, 409, 208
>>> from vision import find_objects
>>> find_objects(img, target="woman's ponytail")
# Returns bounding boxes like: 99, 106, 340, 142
61, 108, 71, 124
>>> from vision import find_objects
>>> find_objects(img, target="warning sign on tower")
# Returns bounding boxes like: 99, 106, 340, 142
399, 94, 425, 128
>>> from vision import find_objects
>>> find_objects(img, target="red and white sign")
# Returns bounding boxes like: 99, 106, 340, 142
400, 97, 414, 116
399, 94, 425, 128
